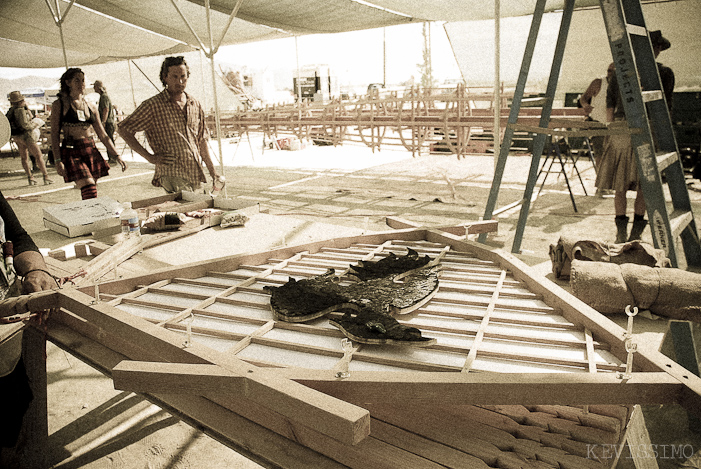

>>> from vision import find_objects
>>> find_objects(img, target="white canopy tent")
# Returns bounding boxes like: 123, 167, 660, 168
0, 0, 676, 170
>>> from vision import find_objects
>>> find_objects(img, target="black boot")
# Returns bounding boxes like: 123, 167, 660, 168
615, 216, 629, 244
628, 215, 648, 242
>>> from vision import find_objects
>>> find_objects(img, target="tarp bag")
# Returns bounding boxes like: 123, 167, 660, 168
549, 235, 669, 280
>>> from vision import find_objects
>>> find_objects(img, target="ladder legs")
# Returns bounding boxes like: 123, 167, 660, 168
511, 0, 576, 253
478, 0, 548, 245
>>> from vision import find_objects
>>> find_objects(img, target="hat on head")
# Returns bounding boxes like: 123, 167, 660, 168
92, 80, 105, 91
650, 30, 671, 51
8, 91, 24, 103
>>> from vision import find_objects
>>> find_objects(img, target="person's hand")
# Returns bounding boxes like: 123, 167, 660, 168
158, 153, 176, 165
20, 270, 58, 324
55, 161, 65, 177
212, 174, 226, 192
21, 270, 57, 294
116, 156, 128, 172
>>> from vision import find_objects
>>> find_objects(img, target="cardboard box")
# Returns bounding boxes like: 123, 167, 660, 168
43, 196, 122, 237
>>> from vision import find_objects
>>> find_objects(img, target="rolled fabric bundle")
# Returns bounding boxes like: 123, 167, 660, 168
570, 260, 701, 322
549, 236, 668, 280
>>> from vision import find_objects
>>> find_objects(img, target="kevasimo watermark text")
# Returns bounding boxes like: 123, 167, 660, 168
587, 444, 695, 461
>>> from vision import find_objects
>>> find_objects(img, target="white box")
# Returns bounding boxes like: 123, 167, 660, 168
43, 196, 122, 237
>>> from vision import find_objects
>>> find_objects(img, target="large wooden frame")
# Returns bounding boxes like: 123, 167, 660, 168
6, 226, 700, 467
211, 85, 588, 158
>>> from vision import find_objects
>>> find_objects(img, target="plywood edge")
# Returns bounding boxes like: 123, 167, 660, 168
280, 369, 683, 406
112, 360, 246, 394
46, 322, 346, 469
56, 288, 370, 446
78, 227, 429, 296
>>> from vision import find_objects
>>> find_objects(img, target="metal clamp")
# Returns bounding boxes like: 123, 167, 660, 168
335, 338, 353, 379
617, 305, 638, 380
183, 312, 195, 348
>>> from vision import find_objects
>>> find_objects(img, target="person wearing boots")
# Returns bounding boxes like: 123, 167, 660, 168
6, 92, 53, 186
595, 30, 674, 243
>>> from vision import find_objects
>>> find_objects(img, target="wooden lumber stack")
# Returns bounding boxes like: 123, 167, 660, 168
207, 85, 586, 158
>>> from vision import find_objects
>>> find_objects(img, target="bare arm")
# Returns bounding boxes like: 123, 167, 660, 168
117, 124, 159, 164
16, 250, 56, 294
50, 100, 65, 177
579, 78, 601, 115
89, 103, 126, 171
198, 137, 218, 180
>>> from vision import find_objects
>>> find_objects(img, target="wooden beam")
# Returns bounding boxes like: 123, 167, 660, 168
112, 361, 246, 394
55, 288, 371, 446
385, 217, 498, 237
46, 322, 346, 469
0, 289, 59, 319
77, 224, 211, 285
281, 369, 683, 406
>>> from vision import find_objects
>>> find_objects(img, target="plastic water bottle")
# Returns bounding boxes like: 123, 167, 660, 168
120, 202, 140, 240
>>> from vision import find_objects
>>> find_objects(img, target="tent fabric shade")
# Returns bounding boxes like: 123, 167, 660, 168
0, 0, 197, 61
0, 0, 671, 70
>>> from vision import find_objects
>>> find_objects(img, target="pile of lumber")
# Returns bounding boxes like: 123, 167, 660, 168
208, 85, 586, 158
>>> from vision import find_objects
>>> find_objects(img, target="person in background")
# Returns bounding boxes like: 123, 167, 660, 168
118, 56, 220, 193
93, 80, 117, 164
0, 190, 57, 465
6, 92, 53, 186
50, 68, 127, 200
595, 30, 674, 243
579, 62, 615, 184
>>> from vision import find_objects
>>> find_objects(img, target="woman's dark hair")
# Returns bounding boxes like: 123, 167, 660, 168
159, 56, 189, 88
58, 67, 84, 99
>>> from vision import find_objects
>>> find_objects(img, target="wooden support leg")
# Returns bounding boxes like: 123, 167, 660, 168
19, 325, 48, 468
669, 321, 701, 433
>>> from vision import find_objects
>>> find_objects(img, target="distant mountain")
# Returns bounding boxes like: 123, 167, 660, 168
0, 76, 60, 109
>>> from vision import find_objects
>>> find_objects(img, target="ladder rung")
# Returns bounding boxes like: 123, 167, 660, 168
626, 24, 647, 37
670, 210, 693, 239
656, 151, 679, 172
642, 90, 664, 103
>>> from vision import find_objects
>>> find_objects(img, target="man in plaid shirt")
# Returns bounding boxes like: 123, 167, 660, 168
118, 56, 220, 193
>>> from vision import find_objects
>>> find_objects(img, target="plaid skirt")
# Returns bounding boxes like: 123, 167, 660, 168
60, 137, 110, 183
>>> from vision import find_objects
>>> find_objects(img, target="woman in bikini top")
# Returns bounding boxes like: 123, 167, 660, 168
61, 97, 97, 131
50, 68, 127, 198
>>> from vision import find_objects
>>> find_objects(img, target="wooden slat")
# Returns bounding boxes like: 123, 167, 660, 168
463, 270, 506, 372
282, 369, 682, 406
55, 288, 371, 446
585, 328, 597, 373
113, 361, 245, 394
370, 419, 491, 468
46, 322, 348, 469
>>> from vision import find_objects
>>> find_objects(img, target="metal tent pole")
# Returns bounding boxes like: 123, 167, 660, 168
45, 0, 76, 69
493, 0, 501, 170
511, 0, 575, 253
478, 0, 547, 244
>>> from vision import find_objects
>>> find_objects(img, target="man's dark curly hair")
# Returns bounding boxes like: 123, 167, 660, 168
159, 56, 190, 88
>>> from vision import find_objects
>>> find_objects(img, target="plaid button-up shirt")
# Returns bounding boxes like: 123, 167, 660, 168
119, 90, 208, 187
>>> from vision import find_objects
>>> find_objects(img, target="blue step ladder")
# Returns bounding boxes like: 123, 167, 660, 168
479, 0, 701, 269
599, 0, 701, 268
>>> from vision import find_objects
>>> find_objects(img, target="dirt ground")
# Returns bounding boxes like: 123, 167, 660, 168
2, 134, 701, 468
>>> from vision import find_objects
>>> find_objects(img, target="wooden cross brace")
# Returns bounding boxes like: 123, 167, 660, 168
0, 288, 370, 446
